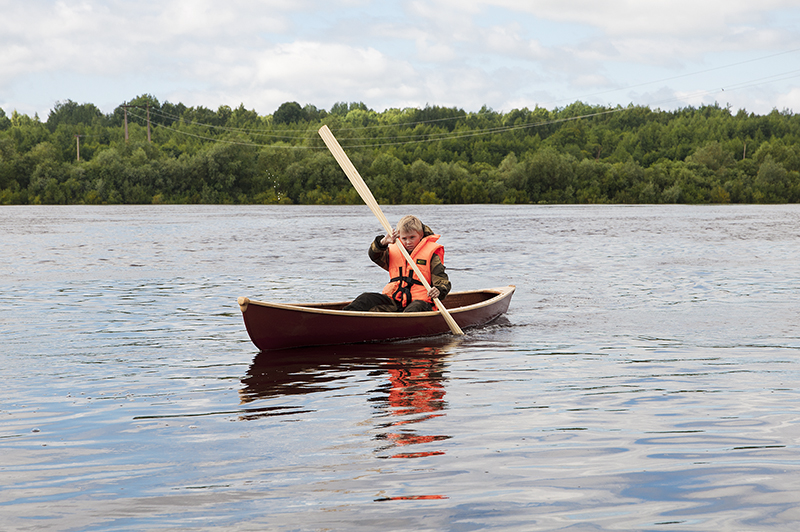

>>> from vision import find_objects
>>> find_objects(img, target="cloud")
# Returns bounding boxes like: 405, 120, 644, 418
466, 0, 793, 36
161, 40, 423, 113
776, 87, 800, 112
0, 0, 797, 116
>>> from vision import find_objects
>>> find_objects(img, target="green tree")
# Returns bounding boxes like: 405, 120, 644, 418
46, 100, 104, 132
526, 147, 576, 200
755, 156, 789, 202
0, 108, 14, 130
4, 96, 800, 205
273, 102, 304, 125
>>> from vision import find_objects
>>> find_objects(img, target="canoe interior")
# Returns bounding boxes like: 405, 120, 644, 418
290, 289, 499, 312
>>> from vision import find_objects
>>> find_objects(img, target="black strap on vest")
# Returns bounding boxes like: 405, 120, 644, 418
388, 266, 423, 307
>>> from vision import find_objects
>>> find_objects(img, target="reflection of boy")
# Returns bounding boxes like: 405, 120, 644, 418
343, 215, 451, 312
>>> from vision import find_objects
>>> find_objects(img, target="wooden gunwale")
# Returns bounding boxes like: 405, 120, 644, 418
238, 286, 514, 317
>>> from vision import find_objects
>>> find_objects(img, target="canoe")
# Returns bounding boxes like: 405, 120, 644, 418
237, 285, 515, 351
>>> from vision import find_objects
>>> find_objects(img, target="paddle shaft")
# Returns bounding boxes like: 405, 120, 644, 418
318, 125, 463, 335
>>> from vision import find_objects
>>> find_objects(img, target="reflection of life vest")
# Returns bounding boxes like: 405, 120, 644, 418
381, 235, 444, 307
386, 357, 448, 452
388, 364, 445, 417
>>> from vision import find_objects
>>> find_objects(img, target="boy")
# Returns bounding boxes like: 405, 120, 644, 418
343, 215, 451, 312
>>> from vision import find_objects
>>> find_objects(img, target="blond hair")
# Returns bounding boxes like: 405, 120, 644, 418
396, 215, 423, 234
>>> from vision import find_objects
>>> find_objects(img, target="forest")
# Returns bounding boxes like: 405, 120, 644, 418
1, 94, 799, 205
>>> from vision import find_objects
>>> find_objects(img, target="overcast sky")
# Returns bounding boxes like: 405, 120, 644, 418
2, 1, 799, 119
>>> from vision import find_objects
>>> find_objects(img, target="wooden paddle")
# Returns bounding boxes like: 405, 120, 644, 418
318, 125, 464, 335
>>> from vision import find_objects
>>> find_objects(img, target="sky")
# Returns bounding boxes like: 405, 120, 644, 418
2, 0, 799, 120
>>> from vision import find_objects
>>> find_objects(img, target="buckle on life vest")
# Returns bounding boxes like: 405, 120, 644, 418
389, 266, 422, 307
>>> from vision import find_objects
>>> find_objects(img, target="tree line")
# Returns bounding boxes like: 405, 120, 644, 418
1, 94, 799, 205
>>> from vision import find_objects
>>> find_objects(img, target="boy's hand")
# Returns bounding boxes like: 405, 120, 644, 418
380, 229, 399, 246
428, 286, 440, 299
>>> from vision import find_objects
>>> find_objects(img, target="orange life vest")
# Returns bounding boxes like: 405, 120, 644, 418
382, 235, 444, 307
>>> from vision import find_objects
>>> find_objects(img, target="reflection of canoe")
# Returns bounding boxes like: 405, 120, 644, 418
240, 337, 460, 405
237, 285, 515, 351
240, 338, 458, 467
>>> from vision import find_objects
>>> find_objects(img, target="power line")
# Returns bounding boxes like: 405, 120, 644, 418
633, 69, 800, 111
542, 47, 800, 108
144, 104, 489, 136
126, 104, 627, 149
124, 107, 318, 148
119, 58, 800, 150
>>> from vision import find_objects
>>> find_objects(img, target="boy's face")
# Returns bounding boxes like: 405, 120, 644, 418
398, 229, 423, 253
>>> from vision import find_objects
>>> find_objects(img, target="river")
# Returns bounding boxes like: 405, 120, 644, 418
2, 204, 800, 531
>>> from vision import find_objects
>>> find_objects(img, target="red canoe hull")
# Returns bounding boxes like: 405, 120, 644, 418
238, 285, 515, 351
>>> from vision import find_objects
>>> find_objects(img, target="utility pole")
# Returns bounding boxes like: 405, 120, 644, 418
75, 134, 81, 161
121, 103, 152, 143
123, 103, 129, 142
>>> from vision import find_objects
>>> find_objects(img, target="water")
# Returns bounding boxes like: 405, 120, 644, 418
2, 204, 800, 531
